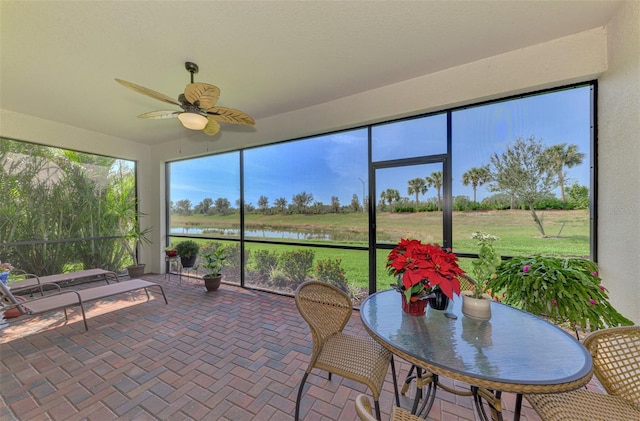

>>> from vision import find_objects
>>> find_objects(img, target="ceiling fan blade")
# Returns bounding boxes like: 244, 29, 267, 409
202, 118, 221, 136
206, 106, 255, 126
184, 83, 220, 109
115, 78, 182, 106
137, 110, 180, 119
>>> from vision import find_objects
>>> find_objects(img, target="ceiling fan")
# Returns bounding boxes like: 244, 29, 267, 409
115, 62, 254, 136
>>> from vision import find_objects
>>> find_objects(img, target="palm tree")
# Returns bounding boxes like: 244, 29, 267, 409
425, 171, 443, 211
462, 166, 491, 203
544, 143, 585, 203
380, 188, 400, 212
274, 197, 288, 214
407, 178, 427, 211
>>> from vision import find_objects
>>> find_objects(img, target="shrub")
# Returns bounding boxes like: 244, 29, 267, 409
452, 195, 472, 211
393, 204, 415, 213
566, 183, 589, 209
278, 249, 315, 286
224, 243, 247, 272
315, 258, 348, 293
533, 195, 566, 210
268, 267, 289, 289
253, 249, 279, 276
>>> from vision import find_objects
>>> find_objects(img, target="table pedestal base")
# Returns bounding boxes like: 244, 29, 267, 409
402, 366, 520, 421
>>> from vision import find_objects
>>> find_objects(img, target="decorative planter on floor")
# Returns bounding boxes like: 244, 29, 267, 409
203, 275, 222, 292
126, 264, 145, 278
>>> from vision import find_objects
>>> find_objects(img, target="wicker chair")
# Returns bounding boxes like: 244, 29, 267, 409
294, 281, 399, 421
526, 325, 640, 421
355, 394, 423, 421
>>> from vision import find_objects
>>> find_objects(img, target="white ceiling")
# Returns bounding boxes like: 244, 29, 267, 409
0, 1, 623, 146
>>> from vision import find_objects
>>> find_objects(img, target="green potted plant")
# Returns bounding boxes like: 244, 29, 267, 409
164, 244, 178, 257
487, 255, 633, 333
198, 246, 229, 292
461, 231, 501, 320
176, 240, 200, 268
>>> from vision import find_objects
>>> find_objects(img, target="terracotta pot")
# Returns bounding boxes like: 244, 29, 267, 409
126, 264, 145, 278
461, 290, 492, 321
203, 274, 222, 292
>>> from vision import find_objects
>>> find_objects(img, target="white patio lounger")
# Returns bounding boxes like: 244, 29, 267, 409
0, 279, 168, 331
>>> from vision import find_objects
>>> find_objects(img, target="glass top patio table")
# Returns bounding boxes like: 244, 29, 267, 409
360, 289, 593, 395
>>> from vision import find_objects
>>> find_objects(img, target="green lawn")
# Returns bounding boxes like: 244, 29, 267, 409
170, 209, 591, 291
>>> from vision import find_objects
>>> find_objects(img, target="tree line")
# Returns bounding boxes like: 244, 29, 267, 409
171, 137, 587, 237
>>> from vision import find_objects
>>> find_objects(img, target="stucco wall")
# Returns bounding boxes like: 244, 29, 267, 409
598, 0, 640, 324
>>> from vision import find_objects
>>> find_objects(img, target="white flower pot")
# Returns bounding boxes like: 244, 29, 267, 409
461, 290, 492, 321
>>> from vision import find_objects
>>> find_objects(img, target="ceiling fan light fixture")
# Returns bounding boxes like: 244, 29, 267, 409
178, 112, 208, 130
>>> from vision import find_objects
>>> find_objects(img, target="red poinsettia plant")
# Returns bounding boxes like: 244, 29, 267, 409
387, 239, 465, 303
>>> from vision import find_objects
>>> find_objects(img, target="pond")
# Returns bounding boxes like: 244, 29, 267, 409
170, 226, 368, 242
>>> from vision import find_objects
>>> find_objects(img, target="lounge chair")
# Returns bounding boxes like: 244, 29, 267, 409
7, 268, 119, 296
0, 278, 168, 331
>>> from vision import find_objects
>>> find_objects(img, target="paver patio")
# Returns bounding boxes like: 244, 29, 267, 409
1, 274, 549, 420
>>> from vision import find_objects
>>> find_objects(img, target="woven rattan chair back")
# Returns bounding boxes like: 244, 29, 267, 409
295, 280, 352, 359
458, 274, 477, 292
294, 281, 398, 421
584, 325, 640, 406
526, 325, 640, 421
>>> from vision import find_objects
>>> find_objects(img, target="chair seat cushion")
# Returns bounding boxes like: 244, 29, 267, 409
526, 388, 640, 421
315, 332, 391, 398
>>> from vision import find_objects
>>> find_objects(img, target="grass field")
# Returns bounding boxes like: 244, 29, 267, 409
170, 209, 591, 291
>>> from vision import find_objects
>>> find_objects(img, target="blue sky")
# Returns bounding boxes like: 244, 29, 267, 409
170, 86, 592, 208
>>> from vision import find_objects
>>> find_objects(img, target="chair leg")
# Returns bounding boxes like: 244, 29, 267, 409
390, 355, 400, 407
374, 399, 382, 421
79, 304, 88, 331
295, 371, 310, 421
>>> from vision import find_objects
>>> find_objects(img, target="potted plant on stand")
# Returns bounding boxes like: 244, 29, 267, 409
198, 246, 229, 292
164, 244, 178, 257
176, 240, 200, 269
461, 231, 501, 321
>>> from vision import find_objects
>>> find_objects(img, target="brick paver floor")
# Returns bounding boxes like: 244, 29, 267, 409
0, 274, 550, 420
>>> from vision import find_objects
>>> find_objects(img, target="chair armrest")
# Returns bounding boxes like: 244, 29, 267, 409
104, 271, 121, 284
20, 289, 81, 303
10, 280, 62, 295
